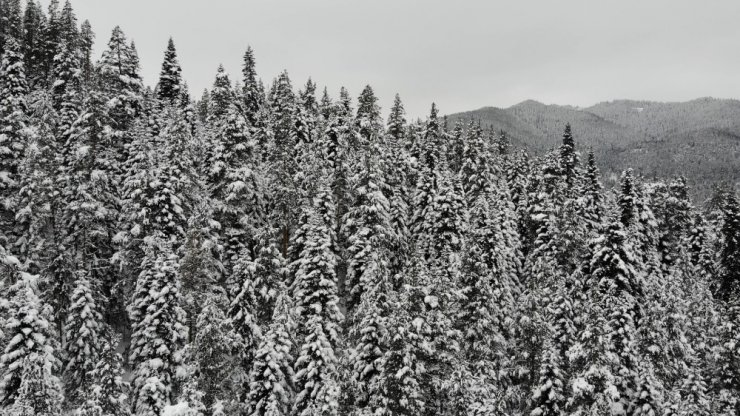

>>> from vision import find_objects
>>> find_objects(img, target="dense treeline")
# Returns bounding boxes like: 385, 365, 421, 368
0, 1, 740, 416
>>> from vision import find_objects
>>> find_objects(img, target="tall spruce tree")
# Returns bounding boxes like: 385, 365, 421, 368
157, 38, 183, 103
128, 239, 187, 416
0, 38, 29, 238
717, 192, 740, 300
242, 46, 261, 124
292, 184, 342, 416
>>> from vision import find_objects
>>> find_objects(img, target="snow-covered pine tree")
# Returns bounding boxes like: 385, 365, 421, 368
569, 221, 643, 415
447, 120, 465, 173
79, 20, 95, 85
355, 85, 382, 147
386, 93, 406, 144
7, 352, 63, 416
207, 101, 260, 276
119, 104, 194, 251
373, 284, 424, 415
97, 26, 143, 128
41, 0, 62, 78
21, 0, 47, 89
269, 70, 298, 256
580, 150, 604, 231
559, 123, 579, 189
209, 65, 233, 121
179, 198, 221, 337
128, 238, 188, 416
649, 177, 693, 270
0, 38, 29, 239
619, 169, 638, 229
292, 183, 343, 416
58, 0, 78, 48
248, 228, 288, 324
717, 192, 740, 301
1, 0, 24, 54
0, 277, 60, 409
319, 87, 334, 122
458, 192, 513, 377
343, 264, 390, 414
96, 26, 143, 189
428, 161, 465, 257
191, 289, 241, 411
410, 104, 442, 250
344, 155, 392, 312
497, 130, 511, 156
242, 46, 262, 125
157, 38, 183, 103
402, 247, 464, 415
460, 121, 491, 207
227, 248, 262, 399
530, 340, 565, 416
63, 270, 104, 405
292, 78, 320, 199
76, 329, 130, 416
247, 289, 296, 416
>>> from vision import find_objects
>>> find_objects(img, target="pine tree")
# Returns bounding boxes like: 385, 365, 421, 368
227, 249, 262, 396
717, 192, 740, 301
247, 290, 296, 416
192, 289, 241, 410
209, 65, 233, 121
76, 329, 130, 416
79, 20, 95, 85
21, 0, 46, 88
7, 353, 63, 416
58, 0, 78, 47
344, 155, 393, 311
248, 230, 288, 324
373, 286, 424, 415
497, 130, 511, 156
269, 70, 298, 256
63, 271, 104, 405
448, 120, 465, 173
559, 123, 578, 188
0, 38, 29, 237
97, 26, 143, 127
458, 193, 513, 373
2, 0, 24, 53
319, 87, 334, 122
355, 85, 382, 146
402, 249, 463, 415
292, 187, 343, 416
410, 104, 442, 244
344, 269, 390, 414
580, 150, 604, 230
387, 94, 407, 142
157, 38, 183, 103
570, 222, 643, 414
460, 122, 491, 206
242, 46, 261, 124
619, 169, 637, 228
530, 341, 565, 416
128, 239, 188, 416
0, 278, 60, 408
428, 164, 465, 257
179, 199, 221, 337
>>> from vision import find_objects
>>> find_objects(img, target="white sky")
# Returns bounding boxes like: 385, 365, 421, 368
37, 0, 740, 118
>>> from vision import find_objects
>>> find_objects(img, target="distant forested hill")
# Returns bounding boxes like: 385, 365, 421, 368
447, 98, 740, 200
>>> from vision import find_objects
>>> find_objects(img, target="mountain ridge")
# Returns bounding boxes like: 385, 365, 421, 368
446, 97, 740, 200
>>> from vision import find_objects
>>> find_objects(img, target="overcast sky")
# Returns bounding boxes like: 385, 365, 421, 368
38, 0, 740, 118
